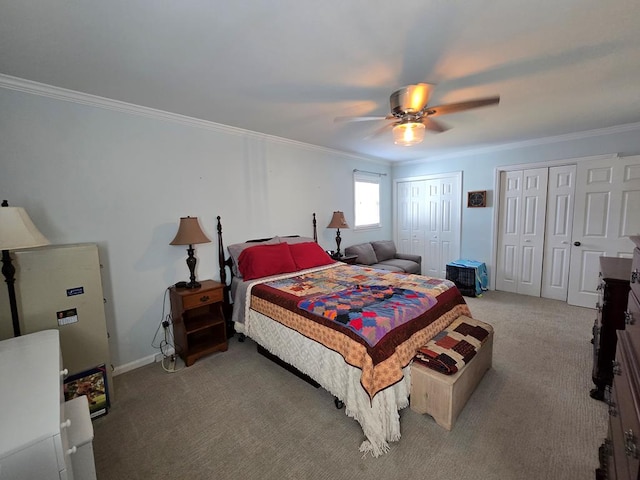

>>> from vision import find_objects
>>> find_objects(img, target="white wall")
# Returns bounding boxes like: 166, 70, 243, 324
392, 124, 640, 282
7, 80, 639, 371
0, 84, 392, 370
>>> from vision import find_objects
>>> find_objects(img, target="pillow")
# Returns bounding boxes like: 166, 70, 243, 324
237, 242, 298, 281
288, 242, 335, 270
371, 240, 397, 262
228, 237, 280, 277
344, 243, 378, 265
279, 236, 317, 245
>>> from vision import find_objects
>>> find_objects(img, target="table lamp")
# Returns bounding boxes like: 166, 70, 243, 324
170, 216, 211, 289
0, 200, 50, 336
327, 211, 349, 257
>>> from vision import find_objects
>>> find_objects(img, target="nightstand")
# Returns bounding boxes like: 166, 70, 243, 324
169, 279, 227, 366
336, 254, 358, 265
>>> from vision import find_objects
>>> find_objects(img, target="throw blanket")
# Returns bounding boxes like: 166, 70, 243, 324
414, 315, 492, 375
298, 285, 437, 346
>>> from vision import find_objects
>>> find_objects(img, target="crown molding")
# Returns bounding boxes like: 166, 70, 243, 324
0, 74, 383, 164
10, 72, 631, 169
397, 121, 640, 167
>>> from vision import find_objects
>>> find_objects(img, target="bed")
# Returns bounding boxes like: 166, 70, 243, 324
216, 214, 471, 456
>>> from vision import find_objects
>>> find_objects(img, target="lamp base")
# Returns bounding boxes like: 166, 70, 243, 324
1, 249, 21, 337
184, 245, 201, 290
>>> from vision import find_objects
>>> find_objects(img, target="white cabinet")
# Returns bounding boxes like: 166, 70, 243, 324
0, 330, 96, 480
65, 396, 97, 479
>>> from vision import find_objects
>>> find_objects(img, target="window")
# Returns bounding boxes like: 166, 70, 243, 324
354, 171, 381, 229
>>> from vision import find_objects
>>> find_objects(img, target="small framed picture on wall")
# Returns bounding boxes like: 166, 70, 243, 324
467, 190, 487, 208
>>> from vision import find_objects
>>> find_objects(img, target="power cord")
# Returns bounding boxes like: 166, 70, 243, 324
151, 288, 183, 373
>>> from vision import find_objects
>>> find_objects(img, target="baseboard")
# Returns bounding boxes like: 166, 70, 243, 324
113, 347, 176, 376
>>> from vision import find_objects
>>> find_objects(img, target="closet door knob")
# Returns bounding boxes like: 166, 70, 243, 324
573, 241, 581, 246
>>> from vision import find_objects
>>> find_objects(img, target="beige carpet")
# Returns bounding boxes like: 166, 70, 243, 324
92, 290, 607, 480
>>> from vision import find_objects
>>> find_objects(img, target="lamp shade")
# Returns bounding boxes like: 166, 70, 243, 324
327, 211, 349, 229
170, 216, 211, 246
0, 206, 50, 251
393, 121, 426, 146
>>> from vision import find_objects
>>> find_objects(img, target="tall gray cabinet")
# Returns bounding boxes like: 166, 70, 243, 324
13, 243, 112, 395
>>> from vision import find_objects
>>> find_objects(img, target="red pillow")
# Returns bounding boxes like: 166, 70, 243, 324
237, 242, 298, 280
288, 242, 335, 270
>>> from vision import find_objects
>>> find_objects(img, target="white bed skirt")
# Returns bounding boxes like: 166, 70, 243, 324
235, 309, 412, 457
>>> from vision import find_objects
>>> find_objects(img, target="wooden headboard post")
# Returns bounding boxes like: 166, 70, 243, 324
313, 212, 317, 243
217, 216, 227, 286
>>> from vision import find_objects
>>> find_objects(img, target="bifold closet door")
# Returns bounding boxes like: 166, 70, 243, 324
541, 165, 576, 301
424, 177, 460, 279
496, 168, 548, 296
396, 180, 426, 271
396, 173, 461, 278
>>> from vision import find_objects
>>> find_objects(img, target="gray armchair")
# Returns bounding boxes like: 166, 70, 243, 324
344, 240, 422, 274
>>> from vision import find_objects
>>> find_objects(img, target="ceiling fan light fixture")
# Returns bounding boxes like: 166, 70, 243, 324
393, 122, 425, 146
390, 83, 431, 114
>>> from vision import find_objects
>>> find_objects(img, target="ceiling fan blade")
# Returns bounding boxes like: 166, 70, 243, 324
422, 118, 450, 133
425, 96, 500, 117
334, 115, 394, 123
365, 122, 396, 140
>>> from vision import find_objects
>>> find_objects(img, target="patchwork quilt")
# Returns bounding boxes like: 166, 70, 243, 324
298, 285, 437, 346
249, 264, 470, 398
414, 315, 493, 375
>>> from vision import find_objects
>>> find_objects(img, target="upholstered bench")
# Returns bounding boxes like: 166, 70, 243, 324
410, 315, 493, 430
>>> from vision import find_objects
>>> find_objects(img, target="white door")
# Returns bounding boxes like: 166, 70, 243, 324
495, 170, 522, 292
425, 179, 441, 277
541, 165, 576, 300
397, 180, 426, 260
495, 168, 548, 296
438, 176, 460, 279
567, 155, 640, 307
424, 175, 461, 278
395, 173, 461, 277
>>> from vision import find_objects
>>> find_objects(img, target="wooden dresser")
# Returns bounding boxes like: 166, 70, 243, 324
591, 257, 633, 401
597, 236, 640, 479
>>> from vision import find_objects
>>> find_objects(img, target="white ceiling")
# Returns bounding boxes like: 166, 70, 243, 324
2, 1, 640, 163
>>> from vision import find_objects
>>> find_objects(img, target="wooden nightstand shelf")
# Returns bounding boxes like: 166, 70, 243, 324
169, 279, 228, 366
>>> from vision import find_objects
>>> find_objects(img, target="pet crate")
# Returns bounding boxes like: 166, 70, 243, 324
446, 260, 488, 297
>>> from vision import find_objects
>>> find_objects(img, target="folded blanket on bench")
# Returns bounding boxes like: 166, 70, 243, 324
413, 315, 492, 375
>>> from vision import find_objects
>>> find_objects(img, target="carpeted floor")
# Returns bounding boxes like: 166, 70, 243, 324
92, 290, 608, 480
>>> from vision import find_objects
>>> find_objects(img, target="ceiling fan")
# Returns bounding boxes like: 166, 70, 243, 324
335, 83, 500, 146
